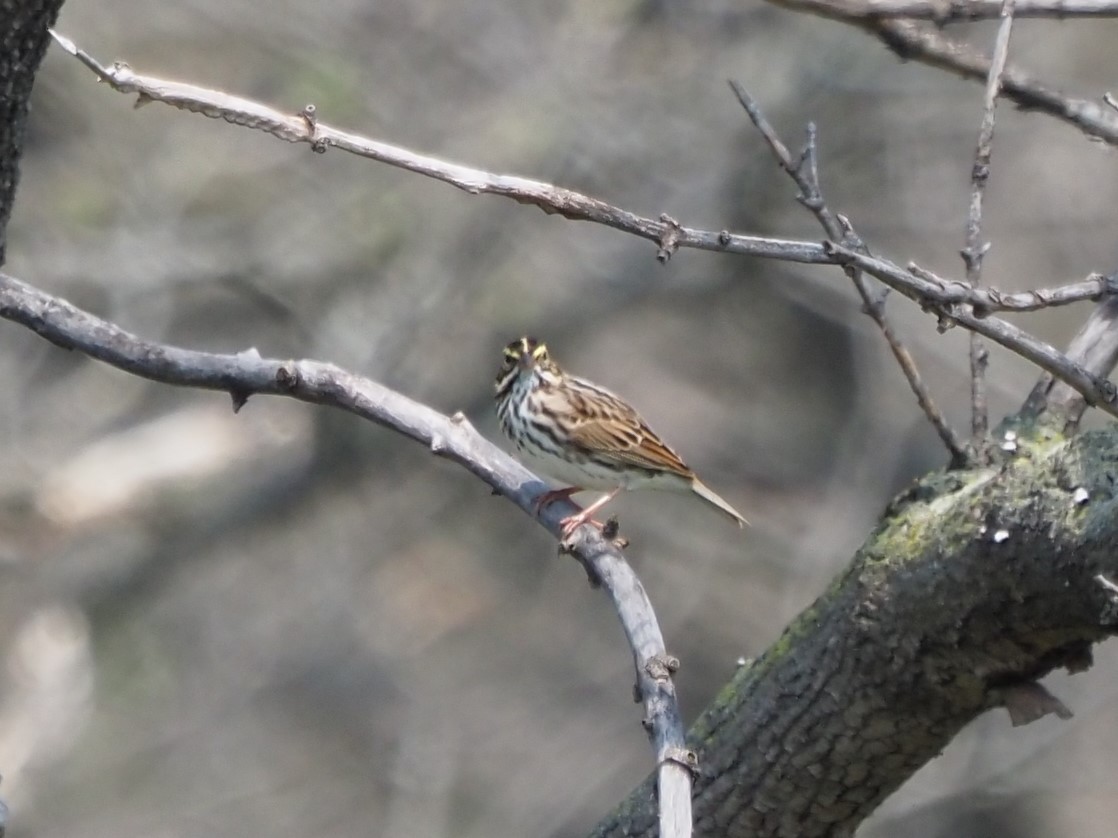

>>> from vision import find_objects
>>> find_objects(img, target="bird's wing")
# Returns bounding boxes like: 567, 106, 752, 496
560, 382, 693, 478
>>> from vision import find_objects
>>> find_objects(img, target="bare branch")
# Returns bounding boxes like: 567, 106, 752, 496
729, 81, 969, 466
0, 270, 694, 836
46, 30, 821, 268
908, 267, 1118, 313
761, 11, 1118, 145
828, 247, 1118, 415
47, 32, 1118, 439
775, 0, 1118, 21
963, 0, 1016, 446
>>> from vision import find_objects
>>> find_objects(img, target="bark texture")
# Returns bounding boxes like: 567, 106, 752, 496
592, 426, 1118, 836
0, 0, 63, 265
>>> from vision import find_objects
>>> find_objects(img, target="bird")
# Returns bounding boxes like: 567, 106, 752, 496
494, 336, 747, 538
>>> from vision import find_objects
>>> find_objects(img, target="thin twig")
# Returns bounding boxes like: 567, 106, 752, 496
774, 0, 1118, 22
827, 246, 1118, 416
907, 266, 1118, 313
729, 80, 969, 466
0, 270, 694, 838
778, 13, 1118, 145
46, 29, 821, 268
963, 0, 1016, 447
49, 32, 1118, 438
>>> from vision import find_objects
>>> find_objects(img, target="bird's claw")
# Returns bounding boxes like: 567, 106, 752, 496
559, 514, 606, 540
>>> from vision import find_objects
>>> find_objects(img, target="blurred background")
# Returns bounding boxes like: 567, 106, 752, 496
2, 1, 1118, 835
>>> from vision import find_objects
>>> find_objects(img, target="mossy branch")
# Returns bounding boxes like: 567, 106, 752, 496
592, 427, 1118, 836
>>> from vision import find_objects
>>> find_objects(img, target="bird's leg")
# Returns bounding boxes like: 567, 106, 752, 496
559, 488, 622, 540
533, 486, 582, 515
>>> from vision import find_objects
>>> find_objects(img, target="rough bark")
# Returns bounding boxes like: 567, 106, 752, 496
591, 425, 1118, 836
0, 0, 64, 265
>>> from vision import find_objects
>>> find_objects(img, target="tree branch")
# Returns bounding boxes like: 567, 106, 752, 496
729, 81, 969, 467
774, 0, 1118, 21
46, 31, 1118, 439
829, 247, 1118, 416
0, 269, 695, 837
763, 6, 1118, 146
594, 422, 1118, 836
45, 30, 821, 268
963, 0, 1016, 447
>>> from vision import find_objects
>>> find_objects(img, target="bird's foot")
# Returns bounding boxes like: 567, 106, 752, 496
559, 511, 606, 540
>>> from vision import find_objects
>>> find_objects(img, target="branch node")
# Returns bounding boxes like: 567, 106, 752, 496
301, 104, 329, 153
936, 309, 957, 332
275, 363, 300, 390
860, 285, 891, 316
645, 652, 681, 681
656, 214, 681, 263
662, 746, 701, 777
300, 103, 317, 130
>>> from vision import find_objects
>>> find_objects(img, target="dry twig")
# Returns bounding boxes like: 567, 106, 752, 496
962, 0, 1016, 447
762, 6, 1118, 145
728, 80, 969, 466
48, 30, 1118, 445
828, 246, 1118, 415
774, 0, 1118, 21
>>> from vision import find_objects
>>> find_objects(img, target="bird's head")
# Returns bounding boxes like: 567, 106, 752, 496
495, 336, 555, 395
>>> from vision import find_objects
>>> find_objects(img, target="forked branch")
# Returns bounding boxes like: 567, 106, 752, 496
729, 80, 969, 466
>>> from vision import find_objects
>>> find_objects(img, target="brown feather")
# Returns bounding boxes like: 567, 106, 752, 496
560, 377, 694, 477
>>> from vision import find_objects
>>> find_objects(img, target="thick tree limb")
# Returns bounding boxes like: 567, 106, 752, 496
0, 1, 64, 265
592, 425, 1118, 836
0, 270, 694, 837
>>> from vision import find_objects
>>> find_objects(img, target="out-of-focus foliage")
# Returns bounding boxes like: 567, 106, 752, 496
2, 2, 1117, 835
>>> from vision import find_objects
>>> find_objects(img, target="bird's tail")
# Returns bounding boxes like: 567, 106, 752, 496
690, 478, 748, 528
